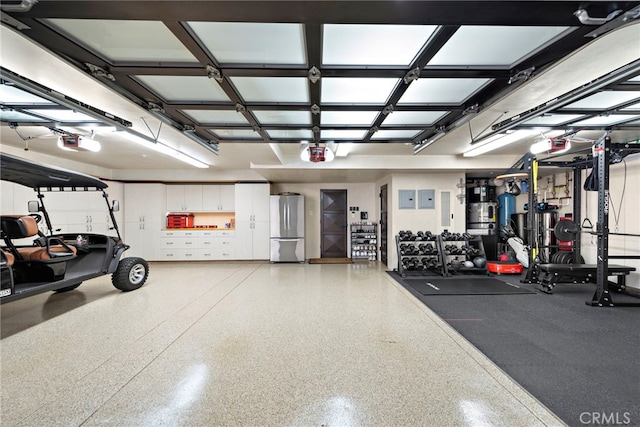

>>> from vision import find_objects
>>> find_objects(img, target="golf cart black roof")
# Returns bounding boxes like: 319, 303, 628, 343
0, 153, 108, 190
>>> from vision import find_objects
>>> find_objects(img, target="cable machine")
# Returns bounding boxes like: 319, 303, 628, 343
509, 136, 640, 307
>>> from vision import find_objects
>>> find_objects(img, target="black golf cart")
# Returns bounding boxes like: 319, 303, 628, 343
1, 153, 149, 303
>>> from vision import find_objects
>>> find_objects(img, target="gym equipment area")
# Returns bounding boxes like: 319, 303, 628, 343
395, 230, 487, 278
505, 134, 640, 307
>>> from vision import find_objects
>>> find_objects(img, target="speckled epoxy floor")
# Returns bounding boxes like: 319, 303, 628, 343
1, 261, 565, 426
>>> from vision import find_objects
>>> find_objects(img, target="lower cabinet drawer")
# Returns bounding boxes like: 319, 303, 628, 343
215, 246, 236, 259
158, 238, 237, 260
159, 249, 199, 260
160, 238, 198, 249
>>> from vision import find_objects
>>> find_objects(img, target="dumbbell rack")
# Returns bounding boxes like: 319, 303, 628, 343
396, 231, 445, 278
441, 233, 488, 276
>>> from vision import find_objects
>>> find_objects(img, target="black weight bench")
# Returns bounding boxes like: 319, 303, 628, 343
537, 263, 635, 294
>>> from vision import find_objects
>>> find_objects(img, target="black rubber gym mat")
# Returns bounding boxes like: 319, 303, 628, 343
403, 277, 535, 295
391, 272, 640, 427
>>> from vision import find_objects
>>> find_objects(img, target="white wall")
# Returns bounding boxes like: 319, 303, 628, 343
580, 153, 640, 290
271, 182, 377, 259
386, 172, 466, 271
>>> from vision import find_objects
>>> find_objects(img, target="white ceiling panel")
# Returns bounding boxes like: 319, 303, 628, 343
371, 129, 422, 139
522, 114, 586, 126
266, 129, 313, 139
44, 19, 198, 63
0, 86, 53, 104
0, 111, 48, 122
187, 22, 306, 65
230, 77, 309, 103
181, 110, 249, 124
134, 76, 231, 102
321, 78, 399, 104
253, 110, 312, 125
209, 129, 262, 139
25, 109, 99, 122
322, 24, 438, 66
571, 115, 639, 126
381, 111, 448, 126
321, 111, 379, 126
428, 26, 572, 67
321, 129, 368, 139
562, 91, 640, 110
398, 78, 492, 104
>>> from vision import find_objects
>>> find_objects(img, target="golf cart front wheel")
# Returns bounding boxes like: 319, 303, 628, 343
112, 257, 149, 291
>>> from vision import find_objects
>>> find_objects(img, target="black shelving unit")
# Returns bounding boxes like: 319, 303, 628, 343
440, 232, 488, 276
396, 231, 444, 277
350, 222, 377, 261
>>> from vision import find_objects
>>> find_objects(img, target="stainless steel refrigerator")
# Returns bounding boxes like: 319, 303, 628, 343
270, 194, 305, 262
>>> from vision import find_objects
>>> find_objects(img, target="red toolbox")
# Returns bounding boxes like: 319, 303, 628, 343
166, 213, 194, 228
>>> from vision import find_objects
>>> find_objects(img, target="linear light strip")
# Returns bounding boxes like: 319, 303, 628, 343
463, 129, 539, 157
121, 133, 208, 168
2, 68, 209, 168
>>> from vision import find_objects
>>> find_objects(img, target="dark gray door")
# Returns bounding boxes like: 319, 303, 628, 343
320, 189, 347, 258
380, 184, 388, 265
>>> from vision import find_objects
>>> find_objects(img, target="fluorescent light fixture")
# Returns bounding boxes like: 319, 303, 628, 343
175, 153, 209, 168
121, 132, 208, 168
463, 129, 539, 157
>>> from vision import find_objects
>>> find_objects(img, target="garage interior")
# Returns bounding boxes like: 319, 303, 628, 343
1, 1, 640, 426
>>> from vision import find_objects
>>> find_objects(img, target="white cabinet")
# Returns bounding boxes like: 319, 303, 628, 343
124, 221, 161, 260
235, 183, 270, 221
235, 183, 270, 259
125, 184, 166, 224
124, 183, 166, 260
237, 220, 270, 260
168, 185, 234, 212
202, 185, 235, 211
66, 192, 111, 234
1, 181, 37, 214
158, 230, 236, 260
166, 185, 203, 212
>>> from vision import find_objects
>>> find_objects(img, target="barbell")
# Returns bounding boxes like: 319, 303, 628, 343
554, 219, 640, 241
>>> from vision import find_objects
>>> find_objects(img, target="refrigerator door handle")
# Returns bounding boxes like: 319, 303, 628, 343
285, 203, 289, 232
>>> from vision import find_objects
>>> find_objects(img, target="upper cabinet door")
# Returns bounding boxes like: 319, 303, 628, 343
166, 185, 186, 211
234, 184, 254, 222
201, 185, 222, 211
219, 185, 235, 211
183, 185, 203, 211
252, 184, 271, 222
125, 184, 166, 222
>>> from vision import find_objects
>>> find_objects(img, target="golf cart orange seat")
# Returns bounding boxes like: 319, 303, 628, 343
0, 215, 77, 261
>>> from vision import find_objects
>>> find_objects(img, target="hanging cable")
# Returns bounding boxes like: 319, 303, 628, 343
608, 159, 627, 233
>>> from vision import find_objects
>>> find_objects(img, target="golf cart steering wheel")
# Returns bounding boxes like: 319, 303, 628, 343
29, 213, 42, 223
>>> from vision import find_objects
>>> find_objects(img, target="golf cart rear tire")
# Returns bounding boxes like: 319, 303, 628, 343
55, 283, 82, 293
112, 257, 149, 291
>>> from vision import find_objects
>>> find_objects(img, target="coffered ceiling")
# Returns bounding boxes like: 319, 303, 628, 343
1, 1, 639, 182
